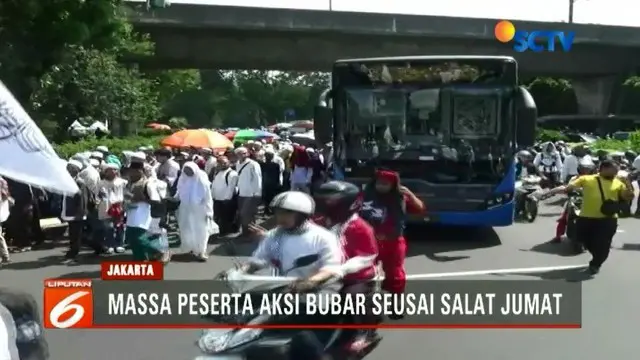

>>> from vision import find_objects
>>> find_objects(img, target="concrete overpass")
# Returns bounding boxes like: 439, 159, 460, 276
127, 3, 640, 114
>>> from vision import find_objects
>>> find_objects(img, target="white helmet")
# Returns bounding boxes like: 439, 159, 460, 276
270, 191, 315, 215
579, 155, 595, 167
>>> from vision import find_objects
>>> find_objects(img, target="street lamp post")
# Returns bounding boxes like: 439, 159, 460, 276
329, 0, 332, 11
568, 0, 575, 23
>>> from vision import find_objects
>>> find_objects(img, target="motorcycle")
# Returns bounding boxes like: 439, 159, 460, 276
564, 190, 584, 254
195, 255, 380, 360
515, 175, 543, 222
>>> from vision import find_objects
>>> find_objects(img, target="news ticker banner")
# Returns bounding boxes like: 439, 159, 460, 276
44, 278, 582, 329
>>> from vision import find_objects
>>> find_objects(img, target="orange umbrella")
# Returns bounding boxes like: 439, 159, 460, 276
161, 129, 233, 150
146, 123, 171, 130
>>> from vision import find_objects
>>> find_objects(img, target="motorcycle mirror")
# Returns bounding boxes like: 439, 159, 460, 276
293, 254, 320, 268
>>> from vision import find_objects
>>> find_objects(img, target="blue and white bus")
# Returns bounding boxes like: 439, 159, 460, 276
314, 56, 537, 227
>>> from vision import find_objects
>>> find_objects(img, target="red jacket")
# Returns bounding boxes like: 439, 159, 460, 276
374, 193, 425, 239
338, 215, 378, 282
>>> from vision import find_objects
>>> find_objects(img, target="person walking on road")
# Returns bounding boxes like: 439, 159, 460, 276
61, 160, 90, 264
234, 147, 262, 236
546, 159, 634, 275
124, 162, 170, 263
212, 156, 239, 235
176, 162, 214, 262
359, 169, 425, 319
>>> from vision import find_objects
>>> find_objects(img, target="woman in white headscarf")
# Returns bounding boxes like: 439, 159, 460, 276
175, 162, 215, 261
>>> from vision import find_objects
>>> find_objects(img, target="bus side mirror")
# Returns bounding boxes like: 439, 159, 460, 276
516, 86, 537, 147
313, 105, 332, 145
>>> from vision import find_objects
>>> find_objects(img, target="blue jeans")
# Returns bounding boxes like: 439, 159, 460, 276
98, 219, 124, 248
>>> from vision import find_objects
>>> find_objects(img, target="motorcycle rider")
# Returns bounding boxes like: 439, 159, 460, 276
561, 145, 588, 184
313, 180, 380, 352
224, 191, 344, 292
515, 150, 537, 179
533, 142, 563, 186
555, 140, 569, 159
515, 150, 539, 216
611, 152, 626, 167
552, 155, 596, 243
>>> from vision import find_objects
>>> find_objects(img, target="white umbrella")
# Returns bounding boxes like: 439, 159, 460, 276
88, 121, 109, 133
68, 120, 85, 130
0, 81, 78, 194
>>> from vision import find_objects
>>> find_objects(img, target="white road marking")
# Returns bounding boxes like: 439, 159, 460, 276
231, 265, 586, 281
403, 264, 587, 280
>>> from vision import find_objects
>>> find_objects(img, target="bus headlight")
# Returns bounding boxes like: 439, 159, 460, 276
485, 193, 513, 209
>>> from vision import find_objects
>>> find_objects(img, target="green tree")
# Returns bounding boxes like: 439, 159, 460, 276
31, 46, 160, 139
0, 0, 134, 104
168, 70, 328, 129
149, 69, 201, 112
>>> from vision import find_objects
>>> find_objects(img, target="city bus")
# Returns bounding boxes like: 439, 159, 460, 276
314, 56, 536, 227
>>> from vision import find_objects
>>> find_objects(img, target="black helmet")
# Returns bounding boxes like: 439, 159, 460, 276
314, 181, 361, 222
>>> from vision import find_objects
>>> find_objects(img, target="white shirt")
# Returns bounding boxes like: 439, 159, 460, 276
79, 166, 101, 195
272, 154, 285, 185
250, 223, 343, 278
97, 178, 128, 219
212, 168, 238, 201
561, 155, 579, 180
126, 183, 160, 230
147, 179, 167, 234
204, 157, 217, 176
236, 159, 262, 197
156, 159, 180, 186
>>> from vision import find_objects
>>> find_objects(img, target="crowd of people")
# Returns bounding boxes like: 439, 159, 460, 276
1, 134, 638, 359
0, 138, 330, 265
0, 135, 427, 359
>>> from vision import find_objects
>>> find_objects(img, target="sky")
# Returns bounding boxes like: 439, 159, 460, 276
131, 0, 637, 27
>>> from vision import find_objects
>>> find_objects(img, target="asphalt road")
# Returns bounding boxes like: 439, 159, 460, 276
1, 200, 639, 360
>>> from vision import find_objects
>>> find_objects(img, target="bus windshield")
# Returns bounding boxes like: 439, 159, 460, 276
333, 58, 516, 184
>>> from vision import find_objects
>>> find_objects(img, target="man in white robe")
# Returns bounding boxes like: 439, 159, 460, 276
176, 162, 215, 261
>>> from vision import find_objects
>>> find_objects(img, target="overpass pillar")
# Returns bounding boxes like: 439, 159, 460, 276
571, 76, 622, 115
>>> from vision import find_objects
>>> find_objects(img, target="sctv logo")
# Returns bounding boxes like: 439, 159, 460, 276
494, 20, 575, 53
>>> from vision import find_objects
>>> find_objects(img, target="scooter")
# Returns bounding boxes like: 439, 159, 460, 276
515, 175, 542, 223
195, 255, 380, 360
564, 191, 584, 254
